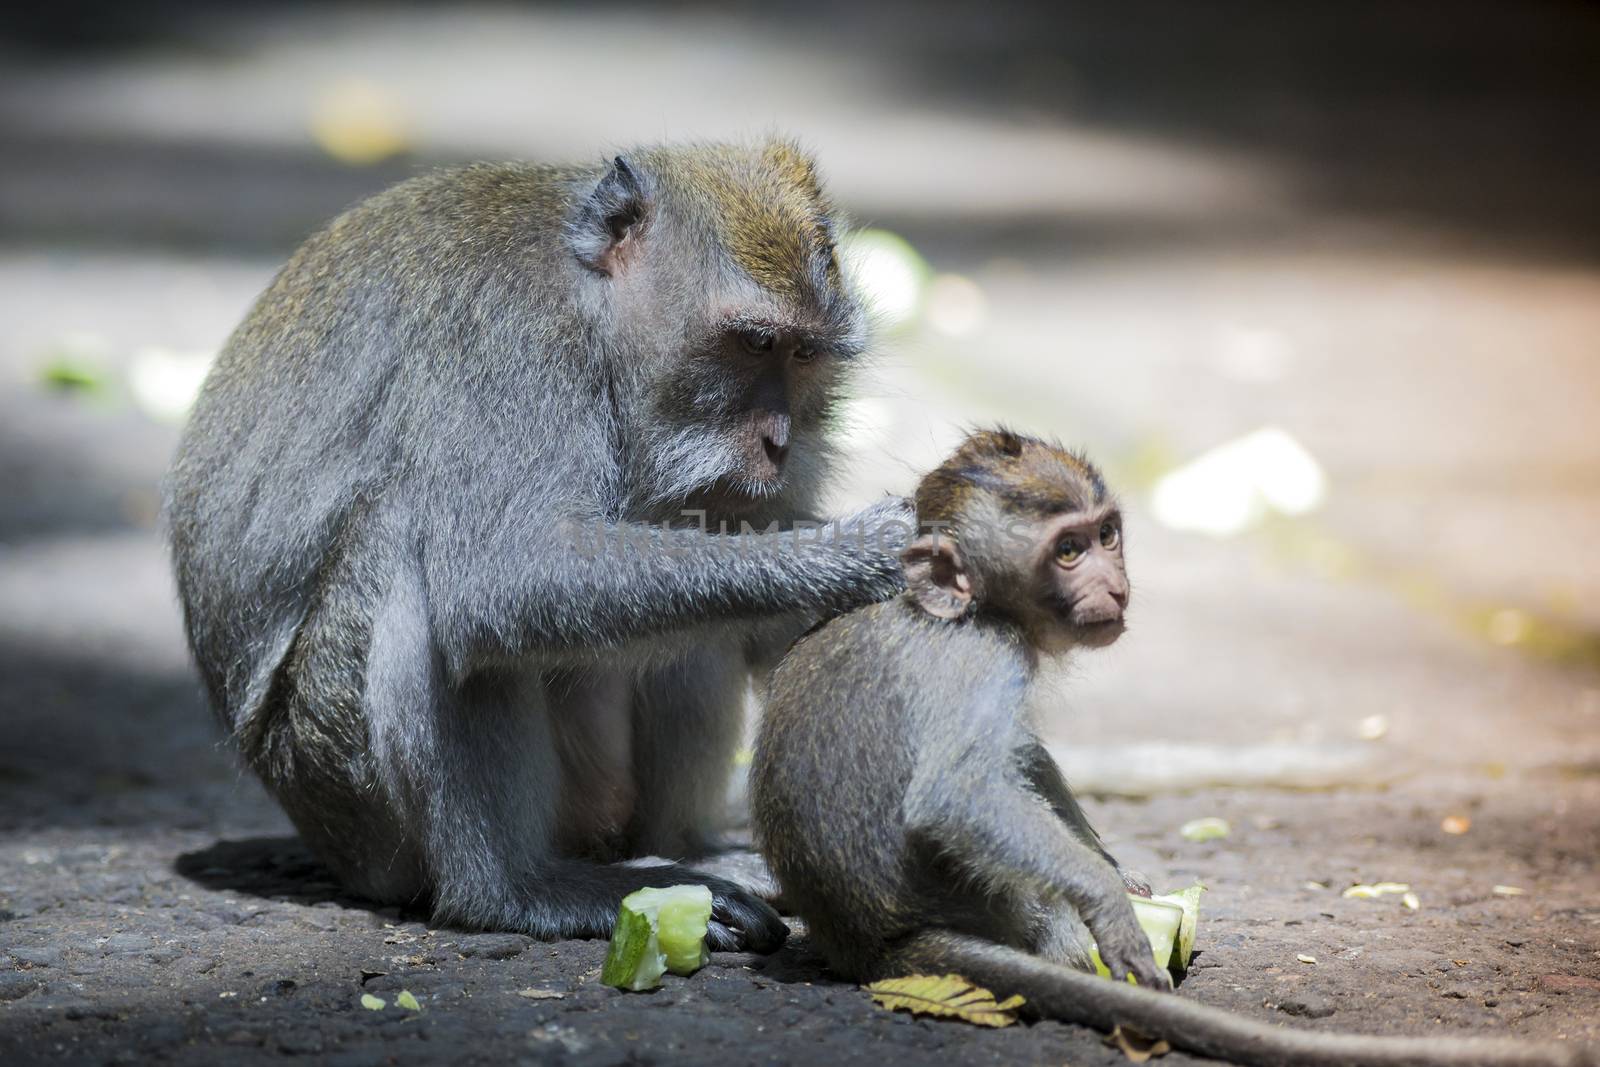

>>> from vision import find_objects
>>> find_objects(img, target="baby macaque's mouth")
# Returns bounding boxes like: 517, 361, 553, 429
1070, 605, 1124, 626
1072, 618, 1126, 645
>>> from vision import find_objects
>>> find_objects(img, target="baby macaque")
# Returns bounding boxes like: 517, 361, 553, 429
752, 429, 1587, 1067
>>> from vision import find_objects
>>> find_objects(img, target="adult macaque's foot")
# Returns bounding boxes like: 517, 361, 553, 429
686, 846, 783, 904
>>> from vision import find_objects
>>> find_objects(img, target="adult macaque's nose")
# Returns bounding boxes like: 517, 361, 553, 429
758, 412, 790, 468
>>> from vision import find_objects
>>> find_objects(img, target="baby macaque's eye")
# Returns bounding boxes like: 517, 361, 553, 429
1055, 537, 1086, 565
1099, 521, 1120, 550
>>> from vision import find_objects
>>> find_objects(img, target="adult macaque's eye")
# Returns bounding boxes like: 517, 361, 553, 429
791, 345, 817, 364
740, 329, 775, 355
1055, 537, 1085, 565
1099, 521, 1120, 549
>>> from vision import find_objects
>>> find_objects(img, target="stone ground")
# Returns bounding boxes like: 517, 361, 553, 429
2, 4, 1600, 1065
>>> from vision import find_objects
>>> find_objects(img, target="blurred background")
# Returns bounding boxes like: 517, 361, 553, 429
1, 1, 1598, 1053
4, 0, 1597, 791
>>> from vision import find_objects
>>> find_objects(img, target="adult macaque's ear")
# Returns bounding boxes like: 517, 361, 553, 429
902, 534, 972, 620
568, 155, 650, 276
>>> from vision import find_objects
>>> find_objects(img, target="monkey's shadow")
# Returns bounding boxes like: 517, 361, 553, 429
173, 838, 841, 986
172, 841, 1180, 991
173, 836, 413, 921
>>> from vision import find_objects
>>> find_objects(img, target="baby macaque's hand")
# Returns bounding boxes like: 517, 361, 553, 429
1119, 867, 1153, 897
1085, 892, 1173, 991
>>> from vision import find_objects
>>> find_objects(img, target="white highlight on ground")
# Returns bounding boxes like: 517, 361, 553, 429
1049, 741, 1384, 796
1151, 426, 1328, 537
1212, 324, 1294, 383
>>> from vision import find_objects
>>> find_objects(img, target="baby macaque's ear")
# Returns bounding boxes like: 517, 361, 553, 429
902, 534, 972, 620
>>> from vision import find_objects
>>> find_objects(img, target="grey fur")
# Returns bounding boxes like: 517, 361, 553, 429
752, 435, 1590, 1066
165, 142, 904, 947
753, 597, 1163, 983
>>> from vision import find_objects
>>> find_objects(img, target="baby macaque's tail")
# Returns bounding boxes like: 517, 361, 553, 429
879, 930, 1593, 1067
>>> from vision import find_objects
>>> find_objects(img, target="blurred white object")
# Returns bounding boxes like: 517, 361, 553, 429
1151, 426, 1327, 536
308, 78, 412, 165
1487, 608, 1531, 646
924, 274, 988, 337
839, 229, 927, 330
1356, 714, 1390, 741
1212, 325, 1294, 383
129, 347, 214, 423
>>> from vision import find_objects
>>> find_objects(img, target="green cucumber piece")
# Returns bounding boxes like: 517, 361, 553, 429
654, 885, 713, 975
1151, 883, 1205, 970
600, 885, 714, 991
600, 899, 665, 991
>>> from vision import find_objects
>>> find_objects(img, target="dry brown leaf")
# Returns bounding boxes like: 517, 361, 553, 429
1105, 1024, 1171, 1062
864, 974, 1025, 1028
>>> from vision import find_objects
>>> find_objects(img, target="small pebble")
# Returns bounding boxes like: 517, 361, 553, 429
275, 1030, 327, 1056
0, 973, 40, 1002
1277, 993, 1336, 1018
1540, 974, 1600, 995
7, 946, 62, 969
456, 933, 530, 960
101, 933, 151, 955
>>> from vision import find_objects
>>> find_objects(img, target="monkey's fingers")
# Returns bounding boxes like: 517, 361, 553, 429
705, 919, 741, 952
1102, 943, 1174, 991
1090, 908, 1174, 992
706, 889, 790, 953
1135, 959, 1174, 991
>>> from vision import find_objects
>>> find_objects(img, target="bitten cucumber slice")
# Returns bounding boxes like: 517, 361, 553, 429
1090, 885, 1205, 980
600, 885, 714, 991
1158, 883, 1204, 970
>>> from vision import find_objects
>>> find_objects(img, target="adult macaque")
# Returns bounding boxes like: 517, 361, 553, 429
753, 429, 1588, 1067
166, 140, 910, 948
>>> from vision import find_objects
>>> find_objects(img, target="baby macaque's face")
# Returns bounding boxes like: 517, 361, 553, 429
901, 430, 1128, 651
1024, 504, 1129, 649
